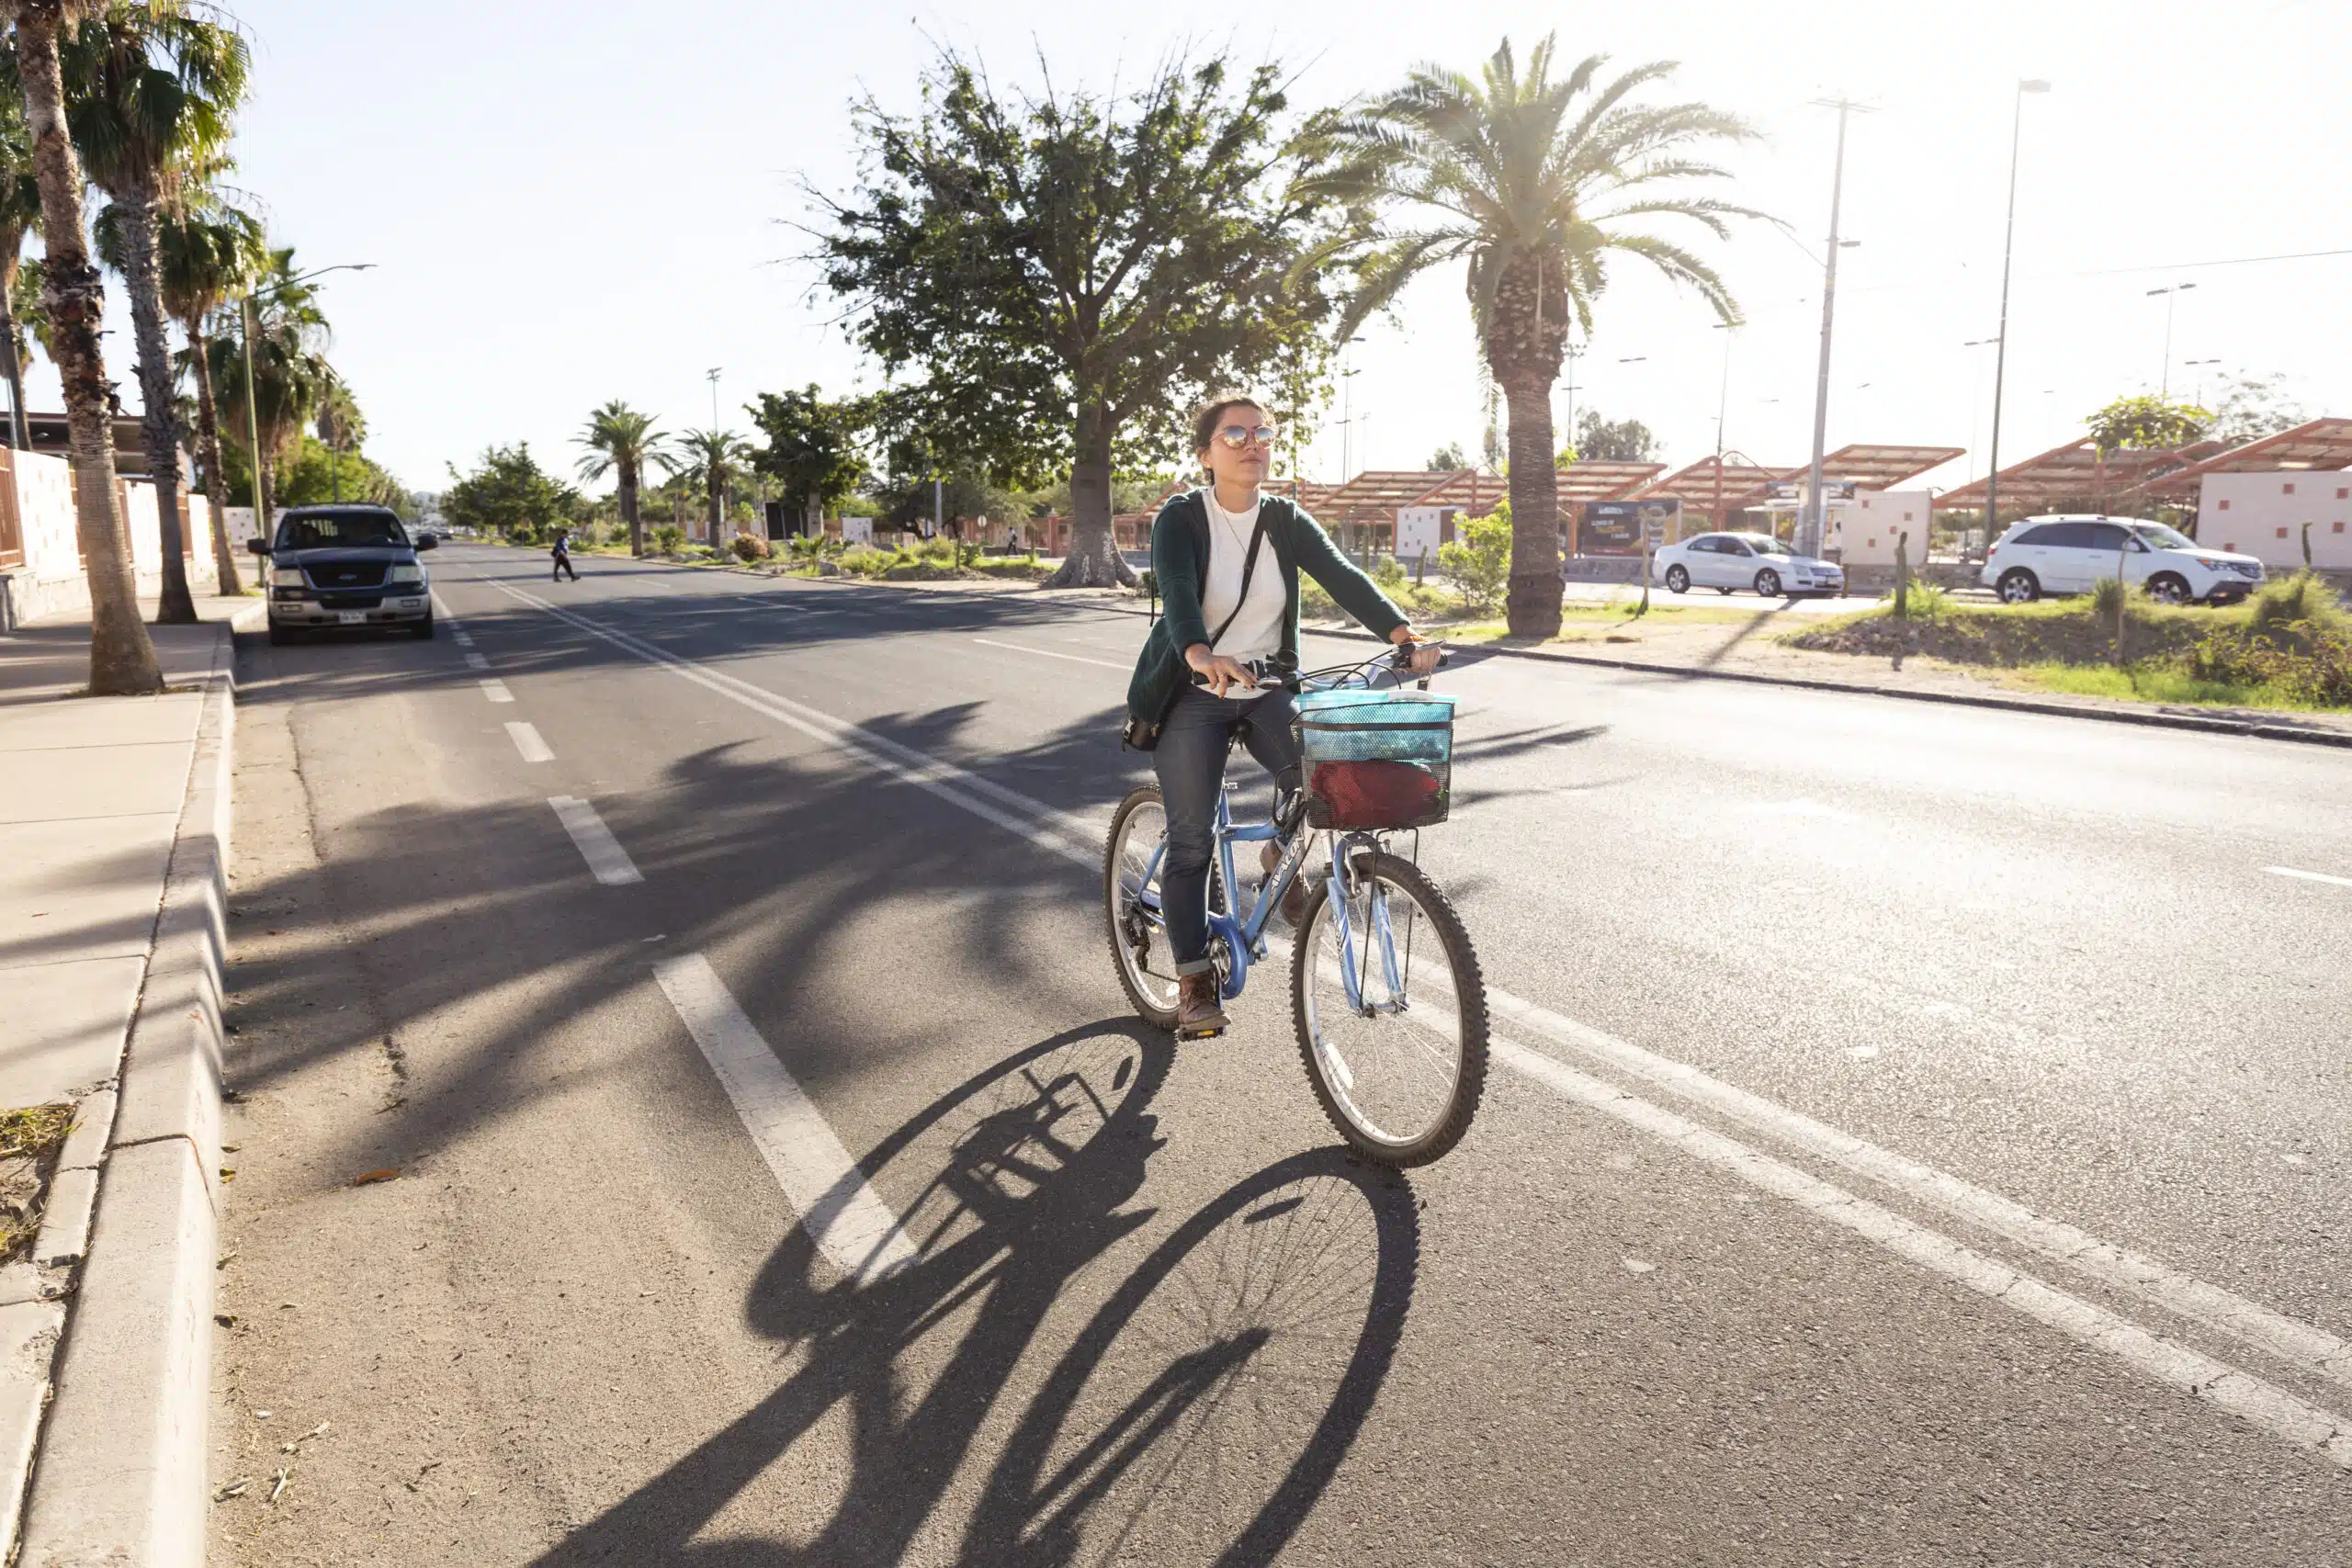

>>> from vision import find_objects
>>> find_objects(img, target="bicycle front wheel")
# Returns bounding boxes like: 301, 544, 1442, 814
1291, 851, 1487, 1167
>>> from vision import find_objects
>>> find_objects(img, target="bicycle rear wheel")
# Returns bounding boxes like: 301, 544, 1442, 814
1291, 850, 1487, 1167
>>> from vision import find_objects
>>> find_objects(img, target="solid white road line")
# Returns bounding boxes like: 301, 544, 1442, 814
1494, 1037, 2351, 1471
431, 592, 457, 621
548, 795, 643, 886
505, 722, 554, 763
481, 679, 514, 704
1479, 987, 2352, 1395
969, 637, 1131, 671
492, 582, 1097, 868
490, 574, 2352, 1457
653, 952, 917, 1286
465, 651, 492, 671
2265, 865, 2352, 889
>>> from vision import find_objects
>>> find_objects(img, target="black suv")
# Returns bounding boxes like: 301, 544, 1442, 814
251, 504, 437, 644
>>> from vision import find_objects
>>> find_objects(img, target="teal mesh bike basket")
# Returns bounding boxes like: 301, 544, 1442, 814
1295, 689, 1456, 830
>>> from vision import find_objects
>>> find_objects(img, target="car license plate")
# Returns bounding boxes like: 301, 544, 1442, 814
337, 611, 366, 626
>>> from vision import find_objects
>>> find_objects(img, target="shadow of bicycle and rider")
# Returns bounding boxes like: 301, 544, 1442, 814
533, 1020, 1421, 1568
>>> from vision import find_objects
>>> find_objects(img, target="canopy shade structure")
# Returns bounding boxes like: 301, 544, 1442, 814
1931, 438, 2208, 513
1550, 461, 1670, 507
1720, 444, 1964, 509
1286, 468, 1526, 525
2142, 418, 2352, 496
1633, 456, 1787, 510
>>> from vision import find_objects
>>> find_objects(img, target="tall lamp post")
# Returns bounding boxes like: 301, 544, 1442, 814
1981, 78, 2050, 557
239, 262, 374, 541
1802, 96, 1872, 560
2147, 282, 2196, 396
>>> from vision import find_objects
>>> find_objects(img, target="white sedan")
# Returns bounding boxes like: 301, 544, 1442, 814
1654, 532, 1846, 598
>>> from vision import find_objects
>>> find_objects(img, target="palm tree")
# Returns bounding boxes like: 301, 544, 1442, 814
312, 372, 361, 499
673, 427, 750, 545
1306, 38, 1765, 636
0, 73, 41, 452
575, 401, 668, 557
205, 246, 330, 527
62, 2, 249, 624
0, 0, 157, 693
153, 190, 263, 590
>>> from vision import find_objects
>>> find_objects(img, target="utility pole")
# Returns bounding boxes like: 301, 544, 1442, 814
240, 297, 264, 536
1983, 79, 2052, 556
1711, 324, 1736, 529
1803, 96, 1873, 559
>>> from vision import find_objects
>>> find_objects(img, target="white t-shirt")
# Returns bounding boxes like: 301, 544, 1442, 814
1197, 491, 1285, 662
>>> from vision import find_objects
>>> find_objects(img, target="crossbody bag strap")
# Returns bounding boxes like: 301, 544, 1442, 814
1204, 508, 1272, 653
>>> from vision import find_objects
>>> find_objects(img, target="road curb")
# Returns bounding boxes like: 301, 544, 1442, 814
468, 542, 2352, 750
17, 621, 236, 1568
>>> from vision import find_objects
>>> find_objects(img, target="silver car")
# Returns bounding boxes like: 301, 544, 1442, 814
1654, 531, 1846, 598
251, 504, 438, 644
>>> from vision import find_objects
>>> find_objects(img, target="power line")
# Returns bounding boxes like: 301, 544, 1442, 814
2066, 246, 2352, 276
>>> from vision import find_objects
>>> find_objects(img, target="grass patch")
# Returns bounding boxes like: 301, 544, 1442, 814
0, 1103, 74, 1262
1786, 570, 2352, 711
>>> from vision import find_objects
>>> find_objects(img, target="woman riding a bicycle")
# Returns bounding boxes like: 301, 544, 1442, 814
1125, 392, 1442, 1036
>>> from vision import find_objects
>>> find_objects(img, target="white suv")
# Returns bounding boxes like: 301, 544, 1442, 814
1980, 514, 2265, 605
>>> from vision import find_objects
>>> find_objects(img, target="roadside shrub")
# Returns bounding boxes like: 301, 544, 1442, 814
2089, 575, 2143, 624
837, 545, 894, 578
1893, 578, 1953, 620
2245, 570, 2349, 638
651, 524, 684, 554
730, 534, 772, 562
1437, 511, 1510, 616
1371, 554, 1408, 590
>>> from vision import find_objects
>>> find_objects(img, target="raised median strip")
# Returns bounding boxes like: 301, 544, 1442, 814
10, 609, 246, 1568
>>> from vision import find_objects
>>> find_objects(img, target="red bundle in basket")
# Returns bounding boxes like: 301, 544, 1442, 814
1308, 759, 1445, 830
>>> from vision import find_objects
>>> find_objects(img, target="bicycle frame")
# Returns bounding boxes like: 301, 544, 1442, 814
1129, 784, 1380, 1010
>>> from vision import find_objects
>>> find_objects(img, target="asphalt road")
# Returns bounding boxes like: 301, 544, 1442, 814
210, 544, 2352, 1565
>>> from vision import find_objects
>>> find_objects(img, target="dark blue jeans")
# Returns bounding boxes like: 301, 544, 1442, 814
1153, 684, 1301, 975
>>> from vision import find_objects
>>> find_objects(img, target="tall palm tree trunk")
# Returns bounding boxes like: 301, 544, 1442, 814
1044, 401, 1136, 589
185, 314, 241, 592
621, 461, 642, 556
1488, 254, 1567, 638
0, 246, 28, 453
111, 182, 195, 621
1499, 371, 1563, 636
13, 0, 158, 693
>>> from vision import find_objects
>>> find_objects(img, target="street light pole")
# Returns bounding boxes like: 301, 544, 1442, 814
2149, 283, 2196, 396
1803, 96, 1871, 559
706, 367, 723, 543
1711, 324, 1736, 528
1982, 79, 2050, 556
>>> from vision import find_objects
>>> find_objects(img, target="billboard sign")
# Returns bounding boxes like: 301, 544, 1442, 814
841, 516, 874, 546
1577, 498, 1680, 557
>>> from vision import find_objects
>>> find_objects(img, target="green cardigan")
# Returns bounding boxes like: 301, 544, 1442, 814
1125, 488, 1408, 727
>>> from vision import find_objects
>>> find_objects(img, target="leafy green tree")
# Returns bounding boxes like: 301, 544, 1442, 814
670, 428, 751, 542
443, 444, 578, 540
267, 433, 410, 513
814, 47, 1357, 587
1571, 408, 1657, 462
747, 386, 871, 536
0, 70, 40, 452
64, 2, 250, 624
575, 400, 667, 557
1304, 37, 1764, 636
0, 0, 156, 692
2086, 393, 2208, 455
204, 245, 331, 528
151, 192, 263, 590
1426, 441, 1467, 471
2208, 373, 2305, 450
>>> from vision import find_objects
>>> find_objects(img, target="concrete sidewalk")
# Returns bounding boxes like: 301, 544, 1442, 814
0, 594, 254, 1564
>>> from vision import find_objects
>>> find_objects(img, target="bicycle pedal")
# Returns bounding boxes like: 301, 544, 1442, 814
1176, 1023, 1227, 1040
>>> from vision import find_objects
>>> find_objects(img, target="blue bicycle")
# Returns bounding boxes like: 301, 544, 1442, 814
1104, 648, 1490, 1167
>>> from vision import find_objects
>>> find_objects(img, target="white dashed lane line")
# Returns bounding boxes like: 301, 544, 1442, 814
465, 651, 491, 671
481, 680, 514, 704
2265, 865, 2352, 889
505, 722, 554, 763
970, 637, 1129, 671
653, 952, 917, 1285
548, 795, 642, 886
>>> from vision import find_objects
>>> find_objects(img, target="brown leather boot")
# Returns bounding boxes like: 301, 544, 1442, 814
1175, 971, 1228, 1036
1261, 841, 1309, 927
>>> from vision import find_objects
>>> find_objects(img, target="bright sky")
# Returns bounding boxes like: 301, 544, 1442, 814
48, 0, 2344, 502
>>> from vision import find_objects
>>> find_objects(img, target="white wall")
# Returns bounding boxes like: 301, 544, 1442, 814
2194, 471, 2352, 569
1832, 490, 1934, 567
2, 455, 223, 623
